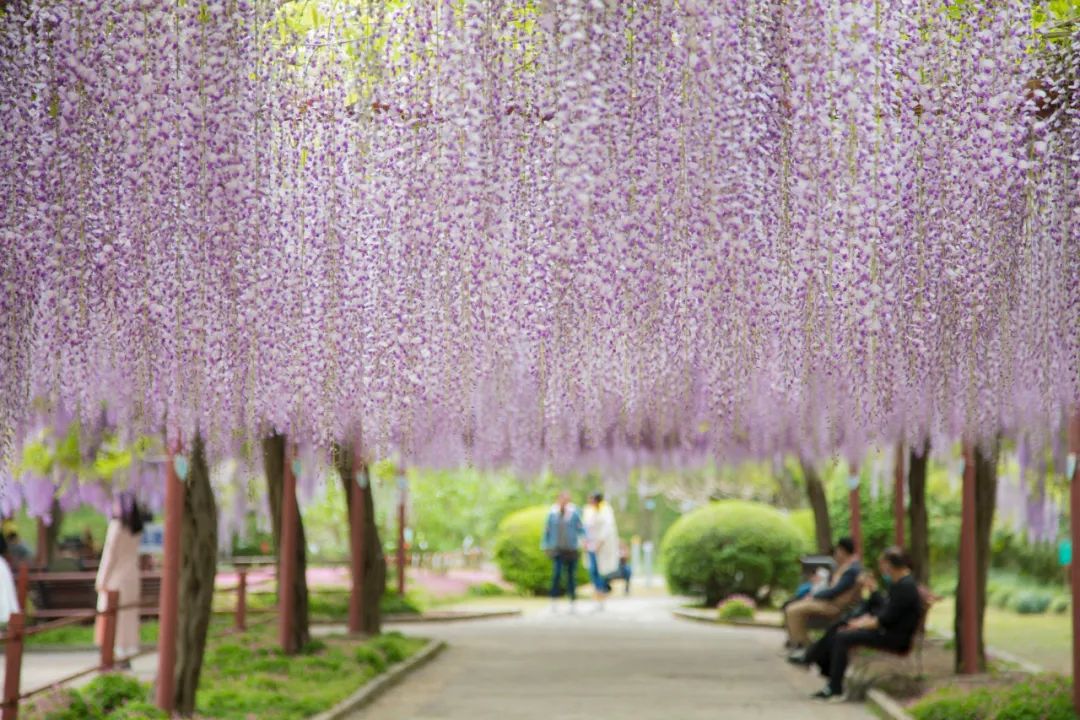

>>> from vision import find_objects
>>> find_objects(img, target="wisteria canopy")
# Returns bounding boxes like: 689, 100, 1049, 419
1, 0, 1078, 502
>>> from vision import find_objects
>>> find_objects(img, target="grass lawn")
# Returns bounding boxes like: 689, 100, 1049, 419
27, 620, 163, 648
23, 626, 428, 720
195, 627, 427, 719
927, 597, 1072, 674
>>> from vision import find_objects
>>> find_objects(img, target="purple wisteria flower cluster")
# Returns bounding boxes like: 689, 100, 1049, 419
0, 0, 1077, 501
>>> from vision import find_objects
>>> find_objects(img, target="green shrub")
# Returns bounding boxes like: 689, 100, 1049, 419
371, 632, 409, 663
467, 581, 508, 597
991, 530, 1064, 586
43, 691, 92, 720
1051, 596, 1070, 614
1011, 590, 1052, 615
110, 700, 167, 720
354, 645, 387, 672
787, 509, 817, 551
381, 592, 423, 615
828, 484, 892, 564
716, 595, 756, 621
661, 500, 806, 607
493, 506, 587, 595
912, 675, 1078, 720
80, 674, 148, 714
40, 675, 155, 720
911, 688, 994, 720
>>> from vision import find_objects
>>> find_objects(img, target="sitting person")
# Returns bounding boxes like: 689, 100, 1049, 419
784, 565, 831, 610
784, 537, 862, 649
605, 542, 632, 595
806, 546, 922, 702
788, 572, 883, 665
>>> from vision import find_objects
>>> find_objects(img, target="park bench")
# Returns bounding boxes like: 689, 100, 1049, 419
28, 571, 162, 622
844, 585, 937, 700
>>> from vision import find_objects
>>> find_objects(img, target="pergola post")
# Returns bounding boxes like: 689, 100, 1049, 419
397, 474, 407, 596
1068, 409, 1080, 713
958, 441, 979, 674
279, 441, 299, 654
848, 463, 863, 557
155, 438, 183, 713
894, 443, 905, 548
348, 446, 367, 635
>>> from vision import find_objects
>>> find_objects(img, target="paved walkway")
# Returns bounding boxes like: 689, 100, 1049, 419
358, 596, 875, 720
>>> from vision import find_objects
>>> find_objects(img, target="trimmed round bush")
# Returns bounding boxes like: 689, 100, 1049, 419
1051, 596, 1070, 615
493, 506, 588, 595
1011, 590, 1052, 615
788, 508, 817, 551
661, 500, 807, 607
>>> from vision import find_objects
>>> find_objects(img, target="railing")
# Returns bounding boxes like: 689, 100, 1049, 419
0, 564, 273, 720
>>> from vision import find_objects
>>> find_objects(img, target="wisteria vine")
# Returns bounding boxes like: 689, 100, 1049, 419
0, 0, 1077, 506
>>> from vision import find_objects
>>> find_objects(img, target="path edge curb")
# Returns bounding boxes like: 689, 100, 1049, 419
385, 608, 522, 624
671, 608, 780, 630
866, 689, 914, 720
308, 638, 446, 720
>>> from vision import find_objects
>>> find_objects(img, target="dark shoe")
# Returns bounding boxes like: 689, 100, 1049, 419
812, 686, 844, 702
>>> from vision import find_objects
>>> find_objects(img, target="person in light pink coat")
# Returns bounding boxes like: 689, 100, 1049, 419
95, 492, 144, 659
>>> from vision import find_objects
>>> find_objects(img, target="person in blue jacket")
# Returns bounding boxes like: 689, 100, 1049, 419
784, 537, 863, 650
541, 492, 585, 613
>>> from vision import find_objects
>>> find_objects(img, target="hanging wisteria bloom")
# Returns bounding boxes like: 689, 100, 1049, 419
0, 0, 1076, 495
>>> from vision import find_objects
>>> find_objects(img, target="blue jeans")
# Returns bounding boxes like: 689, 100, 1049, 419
550, 552, 579, 600
588, 552, 612, 593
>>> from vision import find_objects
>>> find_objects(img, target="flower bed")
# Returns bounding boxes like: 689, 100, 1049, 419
23, 627, 427, 720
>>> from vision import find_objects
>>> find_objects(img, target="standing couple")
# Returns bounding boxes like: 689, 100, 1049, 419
542, 491, 621, 612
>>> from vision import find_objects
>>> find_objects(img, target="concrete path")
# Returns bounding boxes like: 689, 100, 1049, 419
8, 647, 158, 697
356, 596, 875, 720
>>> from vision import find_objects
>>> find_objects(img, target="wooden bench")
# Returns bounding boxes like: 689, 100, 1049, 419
844, 585, 937, 700
28, 572, 162, 622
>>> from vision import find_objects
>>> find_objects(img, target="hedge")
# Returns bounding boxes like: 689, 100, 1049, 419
661, 500, 807, 607
911, 675, 1077, 720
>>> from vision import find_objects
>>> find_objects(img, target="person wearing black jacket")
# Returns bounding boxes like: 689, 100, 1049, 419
784, 537, 862, 649
810, 546, 922, 702
788, 572, 883, 667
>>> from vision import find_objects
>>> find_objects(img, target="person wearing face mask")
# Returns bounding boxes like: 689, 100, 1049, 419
783, 537, 862, 650
806, 546, 923, 703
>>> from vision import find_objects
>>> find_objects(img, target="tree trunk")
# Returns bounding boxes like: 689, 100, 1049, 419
801, 459, 832, 555
907, 441, 930, 585
174, 433, 218, 716
333, 443, 386, 634
954, 439, 998, 673
262, 433, 310, 651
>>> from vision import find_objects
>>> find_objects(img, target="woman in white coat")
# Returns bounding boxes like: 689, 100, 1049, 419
583, 492, 619, 610
0, 535, 20, 625
95, 492, 144, 660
